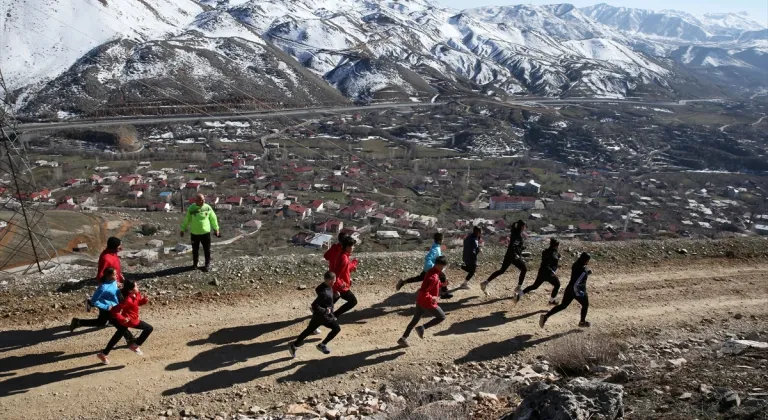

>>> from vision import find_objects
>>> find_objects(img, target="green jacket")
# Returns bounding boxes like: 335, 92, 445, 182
181, 203, 219, 235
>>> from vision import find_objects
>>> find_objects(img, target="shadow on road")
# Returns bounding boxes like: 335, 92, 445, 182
435, 311, 510, 336
0, 326, 93, 354
125, 266, 197, 282
277, 346, 405, 384
0, 363, 124, 398
187, 315, 311, 347
0, 350, 93, 373
167, 336, 310, 373
455, 329, 581, 364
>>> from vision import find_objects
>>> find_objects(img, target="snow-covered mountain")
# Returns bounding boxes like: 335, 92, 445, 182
1, 0, 766, 117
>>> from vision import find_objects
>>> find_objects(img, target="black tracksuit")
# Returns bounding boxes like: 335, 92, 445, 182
461, 234, 481, 282
523, 247, 561, 299
486, 229, 527, 285
544, 263, 590, 322
295, 283, 341, 346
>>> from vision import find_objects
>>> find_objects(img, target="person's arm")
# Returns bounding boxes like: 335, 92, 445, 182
110, 301, 129, 325
96, 256, 106, 281
209, 207, 220, 235
138, 292, 148, 306
180, 207, 192, 234
349, 257, 358, 272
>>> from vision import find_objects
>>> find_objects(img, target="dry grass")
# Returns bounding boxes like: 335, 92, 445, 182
386, 375, 470, 420
546, 334, 627, 376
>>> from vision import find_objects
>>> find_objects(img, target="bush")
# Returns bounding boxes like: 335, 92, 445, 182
546, 334, 626, 376
387, 376, 470, 420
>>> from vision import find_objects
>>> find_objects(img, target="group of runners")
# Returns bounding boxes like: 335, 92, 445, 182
69, 193, 592, 363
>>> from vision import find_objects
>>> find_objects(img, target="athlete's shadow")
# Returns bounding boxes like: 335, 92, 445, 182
0, 326, 93, 354
455, 329, 581, 364
277, 346, 405, 383
0, 363, 124, 398
125, 266, 197, 281
435, 310, 546, 337
0, 350, 93, 373
187, 315, 311, 346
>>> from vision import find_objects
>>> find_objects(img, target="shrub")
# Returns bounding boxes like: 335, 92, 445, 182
546, 334, 626, 376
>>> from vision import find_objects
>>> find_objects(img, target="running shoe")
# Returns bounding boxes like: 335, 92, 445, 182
440, 292, 454, 299
548, 298, 559, 305
395, 279, 405, 291
415, 326, 425, 339
458, 282, 471, 290
397, 337, 409, 347
578, 321, 591, 328
514, 291, 523, 305
480, 281, 489, 296
128, 344, 144, 355
311, 328, 322, 335
201, 265, 210, 273
288, 343, 297, 359
97, 352, 109, 365
539, 314, 547, 328
316, 343, 331, 354
69, 318, 78, 333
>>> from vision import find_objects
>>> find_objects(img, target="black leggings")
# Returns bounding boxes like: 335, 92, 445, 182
295, 312, 341, 346
544, 291, 589, 323
333, 290, 358, 318
461, 263, 477, 282
103, 320, 153, 355
522, 273, 561, 299
486, 257, 528, 285
191, 232, 211, 266
402, 271, 447, 286
403, 305, 446, 338
74, 309, 134, 342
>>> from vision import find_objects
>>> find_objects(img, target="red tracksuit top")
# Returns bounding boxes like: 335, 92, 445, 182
332, 251, 358, 294
110, 290, 148, 328
324, 243, 342, 271
417, 267, 442, 309
97, 249, 123, 282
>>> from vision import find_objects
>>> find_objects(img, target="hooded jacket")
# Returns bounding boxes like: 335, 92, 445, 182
311, 283, 335, 314
110, 290, 149, 328
568, 264, 590, 297
462, 234, 480, 265
89, 280, 121, 311
423, 242, 443, 273
97, 249, 123, 282
332, 250, 358, 293
181, 203, 219, 236
538, 247, 561, 275
324, 243, 342, 271
505, 229, 525, 260
417, 266, 442, 309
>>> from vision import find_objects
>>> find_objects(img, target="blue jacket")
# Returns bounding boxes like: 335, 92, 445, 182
423, 242, 442, 273
90, 280, 121, 311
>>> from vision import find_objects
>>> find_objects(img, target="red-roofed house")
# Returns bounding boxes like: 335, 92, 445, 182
489, 195, 535, 211
119, 175, 142, 186
225, 196, 243, 206
298, 183, 312, 191
58, 196, 75, 205
132, 183, 152, 192
29, 189, 51, 201
286, 203, 310, 219
578, 223, 598, 233
315, 219, 343, 233
184, 182, 201, 191
293, 166, 313, 175
308, 200, 324, 213
64, 179, 82, 187
90, 174, 103, 185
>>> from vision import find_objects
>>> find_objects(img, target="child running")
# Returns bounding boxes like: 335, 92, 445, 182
324, 231, 350, 271
332, 236, 359, 318
289, 271, 342, 357
97, 280, 154, 364
480, 220, 527, 297
395, 232, 452, 299
398, 256, 448, 347
539, 252, 592, 328
69, 268, 135, 345
459, 226, 482, 289
518, 238, 561, 305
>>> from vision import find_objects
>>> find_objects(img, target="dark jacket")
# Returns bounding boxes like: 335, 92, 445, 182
568, 264, 590, 297
311, 283, 335, 313
538, 248, 560, 275
462, 234, 481, 264
505, 229, 525, 259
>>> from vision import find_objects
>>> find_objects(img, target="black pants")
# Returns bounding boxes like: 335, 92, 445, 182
333, 290, 358, 318
486, 256, 527, 286
74, 309, 134, 342
103, 320, 153, 355
402, 271, 448, 288
295, 312, 341, 346
544, 290, 589, 323
523, 272, 561, 299
191, 233, 211, 266
461, 263, 477, 282
403, 305, 446, 338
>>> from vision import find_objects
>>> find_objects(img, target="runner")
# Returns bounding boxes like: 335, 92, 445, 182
480, 220, 528, 297
395, 232, 452, 299
519, 238, 561, 305
97, 237, 124, 284
459, 226, 482, 289
398, 256, 448, 347
289, 271, 341, 357
539, 252, 592, 328
97, 280, 154, 364
324, 231, 350, 271
69, 268, 135, 345
180, 193, 220, 272
332, 236, 359, 318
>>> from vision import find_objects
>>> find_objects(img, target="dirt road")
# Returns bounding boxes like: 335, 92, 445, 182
1, 261, 767, 419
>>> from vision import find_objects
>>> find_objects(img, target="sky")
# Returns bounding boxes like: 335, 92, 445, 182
437, 0, 768, 23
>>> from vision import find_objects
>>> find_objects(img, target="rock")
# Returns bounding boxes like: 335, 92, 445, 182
451, 393, 466, 403
700, 384, 713, 394
678, 393, 692, 400
248, 406, 265, 415
720, 391, 741, 411
746, 332, 762, 341
325, 409, 340, 419
477, 392, 498, 402
606, 370, 630, 384
174, 243, 192, 253
285, 403, 318, 417
666, 358, 687, 368
180, 407, 195, 417
298, 285, 308, 290
148, 239, 164, 249
677, 248, 688, 255
517, 366, 543, 380
734, 313, 743, 320
501, 378, 624, 420
532, 364, 549, 374
209, 279, 221, 287
720, 339, 768, 355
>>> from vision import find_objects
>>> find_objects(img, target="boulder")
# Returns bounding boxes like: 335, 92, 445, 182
174, 243, 193, 253
720, 339, 768, 355
720, 391, 741, 411
147, 239, 164, 249
500, 378, 624, 420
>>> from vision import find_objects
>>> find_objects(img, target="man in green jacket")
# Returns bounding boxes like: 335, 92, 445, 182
181, 193, 220, 272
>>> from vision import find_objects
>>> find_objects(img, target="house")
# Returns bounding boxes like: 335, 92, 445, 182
90, 174, 103, 185
225, 196, 243, 206
184, 182, 201, 191
158, 191, 173, 201
30, 189, 52, 201
308, 200, 324, 213
376, 231, 401, 240
306, 233, 332, 249
128, 190, 143, 199
147, 203, 171, 212
489, 195, 536, 211
755, 224, 768, 235
93, 185, 110, 194
315, 219, 343, 233
64, 179, 82, 187
293, 166, 314, 175
286, 203, 310, 219
578, 223, 598, 233
298, 183, 312, 191
513, 180, 541, 195
216, 203, 233, 211
726, 186, 739, 199
58, 196, 75, 205
131, 183, 151, 192
119, 174, 142, 186
77, 196, 95, 207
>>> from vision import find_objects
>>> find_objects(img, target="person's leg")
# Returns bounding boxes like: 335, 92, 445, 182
513, 259, 528, 287
575, 295, 589, 323
77, 308, 112, 328
485, 261, 511, 283
402, 306, 425, 338
133, 321, 154, 346
191, 234, 201, 266
333, 290, 358, 318
402, 272, 425, 285
548, 276, 561, 300
295, 315, 323, 347
422, 306, 446, 330
322, 319, 341, 345
102, 327, 127, 355
201, 232, 212, 266
522, 274, 546, 294
439, 271, 452, 298
465, 264, 476, 282
544, 292, 574, 320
